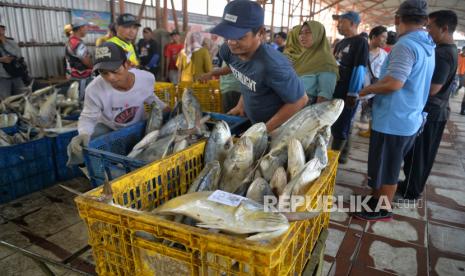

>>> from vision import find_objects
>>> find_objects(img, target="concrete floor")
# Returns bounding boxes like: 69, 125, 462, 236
0, 92, 464, 276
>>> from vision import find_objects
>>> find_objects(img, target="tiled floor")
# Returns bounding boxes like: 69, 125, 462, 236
1, 92, 465, 275
323, 91, 465, 276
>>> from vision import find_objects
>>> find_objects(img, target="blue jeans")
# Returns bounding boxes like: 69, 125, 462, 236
331, 100, 359, 140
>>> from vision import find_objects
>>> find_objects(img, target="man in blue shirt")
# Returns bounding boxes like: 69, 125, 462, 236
356, 0, 435, 221
199, 0, 308, 131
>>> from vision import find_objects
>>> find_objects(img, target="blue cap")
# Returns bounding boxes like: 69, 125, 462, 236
210, 0, 264, 40
333, 11, 361, 25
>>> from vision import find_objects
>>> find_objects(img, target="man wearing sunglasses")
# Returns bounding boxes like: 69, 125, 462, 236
199, 0, 308, 131
67, 43, 168, 165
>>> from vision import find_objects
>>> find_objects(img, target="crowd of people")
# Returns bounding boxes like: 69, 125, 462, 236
0, 0, 463, 222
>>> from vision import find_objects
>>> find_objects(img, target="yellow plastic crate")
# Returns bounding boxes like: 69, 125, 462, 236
154, 82, 176, 108
177, 80, 222, 113
75, 144, 338, 276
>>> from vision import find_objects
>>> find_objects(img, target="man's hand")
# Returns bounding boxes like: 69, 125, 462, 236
0, 56, 14, 64
67, 134, 91, 166
345, 95, 358, 109
198, 72, 213, 83
227, 104, 245, 117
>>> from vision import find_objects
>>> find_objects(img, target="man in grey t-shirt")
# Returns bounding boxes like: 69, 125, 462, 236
0, 22, 25, 99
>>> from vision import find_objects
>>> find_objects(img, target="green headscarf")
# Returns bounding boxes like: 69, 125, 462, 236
289, 21, 339, 77
283, 25, 304, 64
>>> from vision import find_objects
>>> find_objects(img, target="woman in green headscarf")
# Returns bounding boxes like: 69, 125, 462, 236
284, 21, 339, 104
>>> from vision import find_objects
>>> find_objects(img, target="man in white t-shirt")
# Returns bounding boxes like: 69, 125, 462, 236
67, 42, 168, 165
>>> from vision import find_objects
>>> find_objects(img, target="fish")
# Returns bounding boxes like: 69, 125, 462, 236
0, 113, 18, 128
246, 177, 274, 205
188, 161, 221, 193
159, 114, 188, 137
181, 88, 202, 134
37, 89, 57, 128
259, 147, 287, 182
204, 120, 233, 164
270, 167, 287, 197
22, 96, 39, 122
133, 133, 176, 162
312, 134, 329, 169
173, 138, 188, 153
241, 122, 268, 161
145, 101, 163, 135
220, 137, 254, 193
67, 81, 80, 101
152, 191, 290, 241
270, 99, 344, 151
287, 138, 306, 181
127, 130, 160, 158
280, 158, 322, 198
0, 129, 12, 146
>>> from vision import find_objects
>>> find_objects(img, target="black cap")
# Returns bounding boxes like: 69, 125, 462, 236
93, 43, 127, 71
396, 0, 428, 16
116, 13, 141, 27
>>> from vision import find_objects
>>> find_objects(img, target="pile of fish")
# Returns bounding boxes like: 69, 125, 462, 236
151, 99, 345, 241
126, 88, 210, 163
0, 82, 81, 140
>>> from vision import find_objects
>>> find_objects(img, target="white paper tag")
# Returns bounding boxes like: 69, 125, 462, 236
224, 13, 238, 23
208, 190, 244, 207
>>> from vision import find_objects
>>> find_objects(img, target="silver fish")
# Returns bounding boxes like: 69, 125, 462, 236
287, 138, 306, 181
67, 81, 80, 102
173, 138, 188, 153
188, 161, 221, 193
0, 129, 12, 146
259, 147, 287, 182
127, 130, 160, 158
220, 137, 254, 193
23, 96, 38, 122
270, 167, 287, 197
152, 191, 290, 241
145, 101, 163, 135
159, 114, 188, 137
313, 134, 329, 169
246, 177, 274, 205
181, 88, 202, 134
280, 158, 322, 199
0, 113, 18, 128
270, 99, 344, 151
241, 122, 268, 161
204, 120, 233, 164
133, 133, 175, 162
37, 89, 57, 128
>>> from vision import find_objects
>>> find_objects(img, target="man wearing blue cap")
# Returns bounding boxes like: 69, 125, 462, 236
330, 11, 369, 164
357, 0, 435, 221
200, 0, 308, 131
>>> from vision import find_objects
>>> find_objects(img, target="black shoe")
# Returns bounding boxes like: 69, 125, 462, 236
353, 209, 393, 222
461, 111, 465, 115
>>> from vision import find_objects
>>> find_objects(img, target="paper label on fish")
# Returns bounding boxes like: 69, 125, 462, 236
208, 190, 245, 207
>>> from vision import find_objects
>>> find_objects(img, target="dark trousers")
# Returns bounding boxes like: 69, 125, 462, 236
399, 120, 447, 199
331, 101, 359, 140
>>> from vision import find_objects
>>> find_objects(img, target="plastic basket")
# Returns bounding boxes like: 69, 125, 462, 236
0, 134, 55, 204
75, 145, 338, 275
178, 80, 222, 113
154, 82, 176, 108
83, 114, 248, 187
83, 121, 147, 187
53, 130, 83, 181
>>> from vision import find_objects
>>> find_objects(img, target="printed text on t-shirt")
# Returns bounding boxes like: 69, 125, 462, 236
230, 65, 257, 92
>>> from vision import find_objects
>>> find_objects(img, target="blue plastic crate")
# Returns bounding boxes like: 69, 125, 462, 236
205, 112, 251, 135
0, 134, 55, 204
83, 121, 147, 187
83, 114, 250, 187
53, 130, 82, 181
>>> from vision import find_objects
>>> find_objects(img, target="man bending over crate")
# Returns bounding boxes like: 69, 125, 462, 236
199, 0, 308, 132
67, 43, 169, 165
